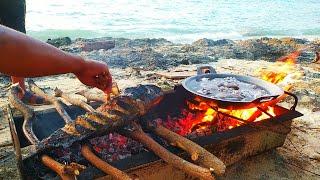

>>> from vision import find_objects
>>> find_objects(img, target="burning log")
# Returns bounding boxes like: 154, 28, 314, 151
54, 88, 95, 113
120, 122, 215, 180
150, 123, 226, 176
28, 80, 72, 124
41, 154, 85, 180
8, 84, 39, 144
81, 145, 132, 180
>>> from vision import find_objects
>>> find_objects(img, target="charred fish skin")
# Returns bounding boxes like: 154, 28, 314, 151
37, 85, 163, 150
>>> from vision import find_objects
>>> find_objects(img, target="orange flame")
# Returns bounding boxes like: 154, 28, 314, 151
258, 51, 302, 86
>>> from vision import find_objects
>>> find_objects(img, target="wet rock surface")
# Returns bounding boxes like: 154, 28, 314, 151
56, 37, 320, 70
46, 37, 72, 47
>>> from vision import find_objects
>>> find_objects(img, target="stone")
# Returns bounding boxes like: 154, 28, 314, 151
312, 107, 320, 112
80, 41, 115, 51
46, 37, 72, 47
300, 95, 312, 103
192, 38, 234, 47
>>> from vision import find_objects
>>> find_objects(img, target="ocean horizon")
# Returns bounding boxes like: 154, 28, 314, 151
26, 0, 320, 43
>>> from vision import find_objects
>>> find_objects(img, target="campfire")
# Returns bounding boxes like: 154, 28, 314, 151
161, 51, 303, 137
7, 52, 303, 180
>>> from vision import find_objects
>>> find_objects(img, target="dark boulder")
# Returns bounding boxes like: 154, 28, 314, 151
46, 37, 72, 47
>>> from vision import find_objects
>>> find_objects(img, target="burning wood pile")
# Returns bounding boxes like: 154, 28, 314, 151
7, 51, 304, 180
9, 81, 225, 180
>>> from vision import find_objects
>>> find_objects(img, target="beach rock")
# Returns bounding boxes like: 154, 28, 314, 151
192, 38, 234, 47
298, 51, 315, 62
279, 37, 308, 45
121, 38, 172, 47
46, 37, 72, 47
79, 41, 115, 51
56, 36, 320, 71
180, 45, 198, 52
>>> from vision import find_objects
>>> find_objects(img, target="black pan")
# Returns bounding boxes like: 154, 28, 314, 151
182, 65, 284, 109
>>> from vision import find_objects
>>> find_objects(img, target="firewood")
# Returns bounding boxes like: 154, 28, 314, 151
54, 88, 95, 113
54, 88, 218, 177
81, 145, 132, 180
41, 154, 85, 180
151, 124, 226, 176
120, 122, 215, 180
28, 80, 72, 124
8, 84, 39, 144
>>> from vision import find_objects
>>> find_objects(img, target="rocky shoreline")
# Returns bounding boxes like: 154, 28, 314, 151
47, 36, 320, 70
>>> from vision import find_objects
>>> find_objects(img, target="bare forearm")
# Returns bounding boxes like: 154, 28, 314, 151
0, 25, 84, 77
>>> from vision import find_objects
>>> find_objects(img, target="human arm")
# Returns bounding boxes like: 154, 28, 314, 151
0, 25, 112, 91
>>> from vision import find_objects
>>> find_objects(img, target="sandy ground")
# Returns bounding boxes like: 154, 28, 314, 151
0, 59, 319, 179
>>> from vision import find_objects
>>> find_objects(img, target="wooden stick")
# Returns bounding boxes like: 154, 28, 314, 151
54, 88, 95, 113
120, 122, 215, 180
81, 145, 132, 180
41, 155, 85, 180
151, 124, 226, 176
77, 89, 108, 103
28, 80, 72, 124
77, 82, 120, 103
8, 84, 39, 144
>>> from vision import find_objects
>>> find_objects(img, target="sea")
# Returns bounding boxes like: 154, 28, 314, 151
26, 0, 320, 43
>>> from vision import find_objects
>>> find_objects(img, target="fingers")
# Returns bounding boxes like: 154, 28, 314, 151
94, 72, 112, 92
75, 60, 113, 92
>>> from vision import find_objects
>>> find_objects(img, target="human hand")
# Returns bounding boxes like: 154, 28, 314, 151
75, 60, 112, 93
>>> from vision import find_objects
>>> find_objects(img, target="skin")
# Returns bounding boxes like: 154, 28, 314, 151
0, 25, 112, 92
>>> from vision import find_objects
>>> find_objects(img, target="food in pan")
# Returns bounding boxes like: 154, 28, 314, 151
196, 77, 270, 101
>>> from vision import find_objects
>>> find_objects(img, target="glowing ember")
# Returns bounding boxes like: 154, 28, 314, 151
162, 51, 302, 136
89, 133, 145, 162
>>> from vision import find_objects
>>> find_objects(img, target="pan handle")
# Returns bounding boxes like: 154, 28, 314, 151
197, 65, 217, 75
252, 95, 279, 103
